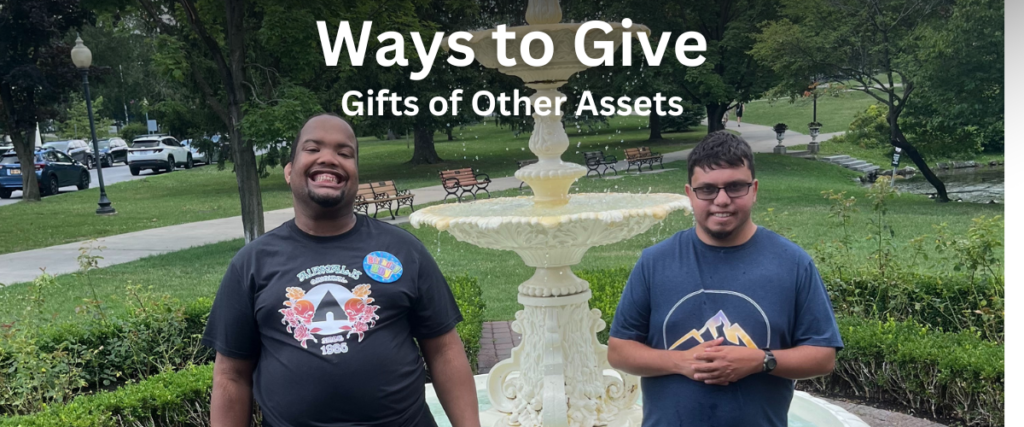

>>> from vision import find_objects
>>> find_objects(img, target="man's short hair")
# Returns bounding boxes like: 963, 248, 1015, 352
686, 131, 755, 184
290, 112, 352, 163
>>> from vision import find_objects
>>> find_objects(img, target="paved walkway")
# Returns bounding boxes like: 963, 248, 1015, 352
477, 321, 944, 427
0, 121, 833, 285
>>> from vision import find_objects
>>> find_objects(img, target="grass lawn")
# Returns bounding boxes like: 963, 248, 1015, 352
0, 116, 704, 255
0, 155, 1001, 323
741, 90, 891, 134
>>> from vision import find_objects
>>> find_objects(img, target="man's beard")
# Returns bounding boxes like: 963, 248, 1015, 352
698, 212, 747, 241
307, 188, 346, 208
700, 222, 735, 240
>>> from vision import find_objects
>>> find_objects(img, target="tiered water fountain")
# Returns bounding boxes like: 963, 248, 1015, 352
412, 1, 869, 426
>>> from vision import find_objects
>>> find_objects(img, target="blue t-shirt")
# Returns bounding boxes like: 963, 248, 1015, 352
609, 227, 844, 427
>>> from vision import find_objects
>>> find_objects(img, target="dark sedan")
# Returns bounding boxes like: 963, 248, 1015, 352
98, 137, 129, 166
0, 149, 90, 198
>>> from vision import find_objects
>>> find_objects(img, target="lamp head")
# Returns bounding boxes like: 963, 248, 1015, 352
71, 35, 92, 69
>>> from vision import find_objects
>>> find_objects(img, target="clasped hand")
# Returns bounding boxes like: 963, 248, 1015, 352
677, 337, 764, 386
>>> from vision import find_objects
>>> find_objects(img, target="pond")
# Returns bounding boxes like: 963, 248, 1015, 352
884, 165, 1004, 204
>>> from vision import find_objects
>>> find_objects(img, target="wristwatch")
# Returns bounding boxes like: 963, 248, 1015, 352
762, 349, 777, 373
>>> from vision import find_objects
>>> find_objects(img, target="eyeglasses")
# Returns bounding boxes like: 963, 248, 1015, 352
691, 182, 753, 200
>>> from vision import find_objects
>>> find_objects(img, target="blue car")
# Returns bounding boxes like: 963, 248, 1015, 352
0, 149, 91, 199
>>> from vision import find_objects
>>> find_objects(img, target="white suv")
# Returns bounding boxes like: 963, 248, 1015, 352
128, 135, 192, 175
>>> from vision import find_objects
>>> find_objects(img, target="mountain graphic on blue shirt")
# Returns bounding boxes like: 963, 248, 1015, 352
669, 310, 757, 350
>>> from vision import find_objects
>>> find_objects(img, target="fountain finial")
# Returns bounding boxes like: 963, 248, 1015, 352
526, 0, 562, 25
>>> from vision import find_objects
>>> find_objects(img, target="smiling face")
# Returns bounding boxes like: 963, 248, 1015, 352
284, 115, 359, 212
685, 162, 758, 246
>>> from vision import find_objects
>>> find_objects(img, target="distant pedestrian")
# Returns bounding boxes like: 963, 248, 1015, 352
736, 103, 744, 127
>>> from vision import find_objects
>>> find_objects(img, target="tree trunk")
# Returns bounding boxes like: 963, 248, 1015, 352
229, 125, 265, 240
409, 127, 442, 164
0, 84, 40, 201
706, 104, 728, 132
649, 112, 663, 140
11, 131, 41, 201
224, 0, 264, 241
446, 126, 454, 141
891, 120, 949, 202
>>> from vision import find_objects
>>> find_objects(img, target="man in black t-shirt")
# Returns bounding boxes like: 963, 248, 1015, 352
203, 113, 480, 427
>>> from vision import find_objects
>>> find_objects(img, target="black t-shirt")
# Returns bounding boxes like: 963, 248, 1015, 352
202, 215, 463, 427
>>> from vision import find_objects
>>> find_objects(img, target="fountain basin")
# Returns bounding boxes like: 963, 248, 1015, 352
426, 375, 870, 427
410, 193, 690, 268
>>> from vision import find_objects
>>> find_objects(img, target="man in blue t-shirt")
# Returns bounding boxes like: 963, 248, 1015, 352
608, 131, 844, 427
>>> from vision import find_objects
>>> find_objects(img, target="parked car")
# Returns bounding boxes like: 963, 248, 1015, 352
0, 145, 12, 156
128, 135, 192, 175
180, 138, 210, 165
42, 140, 95, 169
0, 148, 90, 198
97, 137, 129, 166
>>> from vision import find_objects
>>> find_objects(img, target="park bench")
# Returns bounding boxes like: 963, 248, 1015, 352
354, 183, 378, 216
624, 147, 664, 173
369, 180, 416, 220
353, 181, 416, 219
583, 151, 617, 178
516, 158, 538, 190
440, 168, 492, 202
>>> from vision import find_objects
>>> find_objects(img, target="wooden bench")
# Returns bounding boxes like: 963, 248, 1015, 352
354, 183, 378, 216
369, 180, 415, 220
516, 159, 538, 190
353, 181, 416, 219
624, 147, 664, 173
583, 151, 617, 177
440, 168, 491, 202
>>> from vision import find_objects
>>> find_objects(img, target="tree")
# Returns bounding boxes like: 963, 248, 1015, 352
136, 0, 265, 241
57, 93, 116, 139
613, 0, 780, 133
752, 0, 954, 201
0, 0, 91, 201
903, 0, 1003, 155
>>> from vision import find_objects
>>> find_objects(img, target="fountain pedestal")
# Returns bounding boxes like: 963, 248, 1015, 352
412, 2, 690, 425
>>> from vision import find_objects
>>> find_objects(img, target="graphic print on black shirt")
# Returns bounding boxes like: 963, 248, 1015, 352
278, 262, 388, 355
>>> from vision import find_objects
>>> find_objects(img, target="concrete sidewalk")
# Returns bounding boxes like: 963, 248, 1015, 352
0, 122, 835, 285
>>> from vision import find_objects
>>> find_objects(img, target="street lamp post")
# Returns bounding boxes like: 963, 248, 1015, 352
71, 36, 116, 215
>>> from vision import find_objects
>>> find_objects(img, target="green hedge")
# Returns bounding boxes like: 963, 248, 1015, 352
582, 267, 1004, 426
577, 267, 633, 345
825, 271, 1004, 342
0, 275, 484, 419
0, 365, 218, 427
0, 295, 213, 415
805, 317, 1003, 427
448, 275, 484, 372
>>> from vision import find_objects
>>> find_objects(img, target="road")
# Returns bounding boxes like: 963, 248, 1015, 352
0, 162, 208, 207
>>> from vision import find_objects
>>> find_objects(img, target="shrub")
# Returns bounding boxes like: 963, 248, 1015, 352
578, 267, 632, 345
825, 271, 1003, 342
0, 275, 484, 417
0, 288, 212, 416
118, 123, 149, 144
448, 275, 484, 373
0, 365, 218, 427
804, 317, 1003, 426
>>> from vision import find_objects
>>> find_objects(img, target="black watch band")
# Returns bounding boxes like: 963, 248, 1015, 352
762, 349, 777, 373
